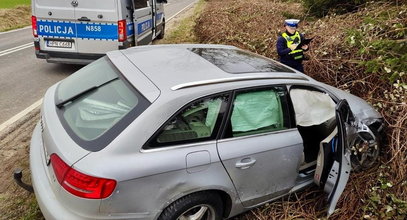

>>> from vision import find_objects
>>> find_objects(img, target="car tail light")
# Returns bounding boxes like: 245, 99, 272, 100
31, 16, 38, 37
118, 20, 127, 42
50, 154, 116, 199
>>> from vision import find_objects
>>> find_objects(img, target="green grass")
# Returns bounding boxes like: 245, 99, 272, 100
158, 0, 206, 44
0, 0, 30, 9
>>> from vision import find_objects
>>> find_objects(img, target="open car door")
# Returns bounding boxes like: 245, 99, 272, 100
314, 100, 354, 216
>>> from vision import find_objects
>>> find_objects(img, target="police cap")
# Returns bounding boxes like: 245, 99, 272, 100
284, 19, 300, 27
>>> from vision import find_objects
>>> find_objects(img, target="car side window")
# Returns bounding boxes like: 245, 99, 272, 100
226, 87, 290, 137
149, 95, 228, 147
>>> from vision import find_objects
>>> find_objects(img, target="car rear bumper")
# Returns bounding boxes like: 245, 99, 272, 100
30, 122, 86, 220
30, 122, 157, 220
35, 50, 104, 65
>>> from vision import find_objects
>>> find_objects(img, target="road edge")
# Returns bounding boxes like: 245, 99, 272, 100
0, 99, 42, 139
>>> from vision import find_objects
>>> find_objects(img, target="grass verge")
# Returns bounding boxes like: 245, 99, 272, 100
157, 0, 206, 44
0, 0, 30, 9
0, 5, 31, 32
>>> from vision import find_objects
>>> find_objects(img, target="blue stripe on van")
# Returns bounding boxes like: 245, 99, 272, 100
76, 22, 117, 40
127, 22, 134, 36
137, 19, 152, 35
37, 20, 119, 40
37, 20, 76, 38
37, 19, 149, 40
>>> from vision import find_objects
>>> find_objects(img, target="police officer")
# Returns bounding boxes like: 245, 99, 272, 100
276, 19, 309, 72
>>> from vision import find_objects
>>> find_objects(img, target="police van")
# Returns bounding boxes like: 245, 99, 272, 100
31, 0, 166, 64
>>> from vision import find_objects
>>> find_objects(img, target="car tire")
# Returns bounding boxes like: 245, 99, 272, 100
350, 127, 381, 172
157, 20, 165, 39
158, 192, 223, 220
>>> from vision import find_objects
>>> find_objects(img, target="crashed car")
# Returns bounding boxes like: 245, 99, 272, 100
25, 44, 383, 220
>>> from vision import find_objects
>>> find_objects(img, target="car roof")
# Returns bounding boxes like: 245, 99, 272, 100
117, 44, 310, 92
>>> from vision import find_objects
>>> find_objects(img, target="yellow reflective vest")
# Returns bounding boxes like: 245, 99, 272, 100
282, 31, 304, 60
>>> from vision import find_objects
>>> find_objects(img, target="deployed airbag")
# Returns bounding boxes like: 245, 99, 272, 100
231, 90, 283, 132
290, 89, 336, 126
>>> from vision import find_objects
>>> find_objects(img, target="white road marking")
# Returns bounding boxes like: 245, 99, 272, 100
0, 26, 30, 35
0, 0, 198, 132
0, 43, 33, 57
0, 99, 43, 133
167, 0, 196, 22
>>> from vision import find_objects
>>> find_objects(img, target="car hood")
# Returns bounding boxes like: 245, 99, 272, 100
322, 83, 382, 121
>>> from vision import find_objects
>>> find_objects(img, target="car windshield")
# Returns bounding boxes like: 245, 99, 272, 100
56, 57, 150, 151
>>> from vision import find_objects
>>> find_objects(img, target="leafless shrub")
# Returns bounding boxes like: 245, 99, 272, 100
196, 0, 406, 219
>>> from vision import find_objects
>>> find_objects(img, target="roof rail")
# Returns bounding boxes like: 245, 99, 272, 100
171, 75, 308, 91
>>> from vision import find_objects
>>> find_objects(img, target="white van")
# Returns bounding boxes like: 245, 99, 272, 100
31, 0, 166, 64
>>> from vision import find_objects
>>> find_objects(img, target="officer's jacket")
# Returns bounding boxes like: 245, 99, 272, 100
276, 31, 308, 63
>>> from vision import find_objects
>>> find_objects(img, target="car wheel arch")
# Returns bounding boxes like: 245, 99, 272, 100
158, 189, 233, 219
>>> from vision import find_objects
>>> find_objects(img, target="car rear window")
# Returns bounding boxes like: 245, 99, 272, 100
56, 57, 150, 151
189, 48, 295, 73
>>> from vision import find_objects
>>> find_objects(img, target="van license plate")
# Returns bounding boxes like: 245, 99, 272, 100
47, 40, 72, 48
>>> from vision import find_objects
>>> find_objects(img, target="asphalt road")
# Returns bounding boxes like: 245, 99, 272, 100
0, 0, 197, 125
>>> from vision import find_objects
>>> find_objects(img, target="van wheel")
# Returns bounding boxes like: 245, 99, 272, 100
157, 21, 165, 39
158, 192, 223, 220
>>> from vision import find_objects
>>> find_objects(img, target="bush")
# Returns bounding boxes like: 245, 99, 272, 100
302, 0, 368, 17
195, 0, 407, 219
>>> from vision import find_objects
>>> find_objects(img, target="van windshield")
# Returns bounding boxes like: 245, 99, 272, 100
56, 57, 150, 151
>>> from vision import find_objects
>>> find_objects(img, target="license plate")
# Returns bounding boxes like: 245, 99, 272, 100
47, 40, 72, 48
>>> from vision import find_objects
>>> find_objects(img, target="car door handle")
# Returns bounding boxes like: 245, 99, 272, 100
235, 158, 256, 169
78, 16, 91, 22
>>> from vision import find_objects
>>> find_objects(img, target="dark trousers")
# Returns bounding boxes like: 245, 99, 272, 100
280, 60, 304, 73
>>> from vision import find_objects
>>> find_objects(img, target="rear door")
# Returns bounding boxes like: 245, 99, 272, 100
132, 0, 153, 45
217, 86, 303, 207
150, 0, 157, 37
155, 0, 165, 37
74, 0, 119, 54
34, 0, 77, 53
314, 100, 353, 216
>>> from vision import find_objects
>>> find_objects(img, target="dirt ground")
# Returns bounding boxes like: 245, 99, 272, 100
0, 6, 31, 32
0, 3, 198, 220
0, 109, 41, 220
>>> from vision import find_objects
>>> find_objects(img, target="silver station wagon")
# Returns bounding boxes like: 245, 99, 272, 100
27, 44, 383, 220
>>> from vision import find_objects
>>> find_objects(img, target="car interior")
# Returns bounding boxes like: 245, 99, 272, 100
157, 97, 224, 143
289, 87, 338, 173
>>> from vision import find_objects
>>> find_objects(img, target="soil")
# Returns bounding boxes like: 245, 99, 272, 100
0, 6, 31, 32
0, 109, 40, 220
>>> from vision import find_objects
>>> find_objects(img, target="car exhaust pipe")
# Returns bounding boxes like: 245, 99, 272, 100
13, 168, 34, 193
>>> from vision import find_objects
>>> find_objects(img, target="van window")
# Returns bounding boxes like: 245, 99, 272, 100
133, 0, 149, 9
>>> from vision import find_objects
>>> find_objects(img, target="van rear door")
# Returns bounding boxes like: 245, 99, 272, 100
132, 0, 153, 45
74, 0, 120, 54
34, 0, 77, 53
